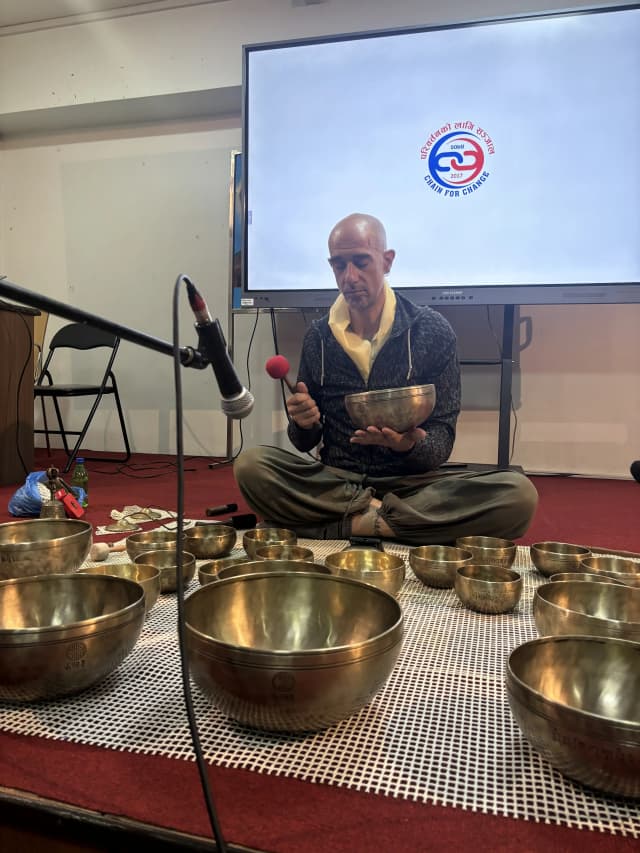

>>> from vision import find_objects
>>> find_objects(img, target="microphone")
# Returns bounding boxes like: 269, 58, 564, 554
265, 355, 297, 393
186, 282, 254, 419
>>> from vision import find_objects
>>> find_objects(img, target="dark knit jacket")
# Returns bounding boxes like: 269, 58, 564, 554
288, 292, 461, 477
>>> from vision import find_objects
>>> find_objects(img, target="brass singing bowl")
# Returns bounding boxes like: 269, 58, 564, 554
455, 536, 517, 569
255, 544, 314, 562
78, 563, 161, 615
183, 525, 236, 559
580, 555, 640, 588
324, 549, 405, 597
529, 541, 591, 577
345, 384, 435, 433
533, 581, 640, 642
133, 549, 196, 593
409, 545, 473, 589
185, 572, 404, 732
506, 635, 640, 798
218, 559, 331, 581
0, 519, 92, 580
549, 572, 626, 586
243, 528, 297, 559
199, 555, 249, 585
125, 528, 185, 561
455, 564, 523, 614
0, 574, 145, 701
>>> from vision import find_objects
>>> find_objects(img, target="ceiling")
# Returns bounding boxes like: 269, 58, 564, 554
0, 1, 227, 31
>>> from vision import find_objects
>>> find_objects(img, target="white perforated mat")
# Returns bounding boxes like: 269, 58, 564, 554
1, 542, 638, 838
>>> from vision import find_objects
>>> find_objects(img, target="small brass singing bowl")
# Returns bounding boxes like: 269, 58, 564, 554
455, 536, 517, 569
199, 555, 249, 585
324, 549, 405, 597
183, 524, 236, 559
243, 527, 297, 559
533, 581, 640, 642
549, 572, 626, 586
133, 549, 196, 593
529, 541, 590, 577
218, 559, 331, 581
126, 529, 185, 561
78, 562, 161, 615
409, 545, 473, 589
455, 564, 523, 614
255, 544, 314, 562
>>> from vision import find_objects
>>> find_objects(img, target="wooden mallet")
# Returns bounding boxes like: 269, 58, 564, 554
89, 538, 128, 562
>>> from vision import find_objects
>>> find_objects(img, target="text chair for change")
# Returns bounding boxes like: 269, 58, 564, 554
34, 322, 132, 473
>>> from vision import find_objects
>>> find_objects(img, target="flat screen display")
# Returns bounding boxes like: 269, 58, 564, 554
242, 5, 640, 307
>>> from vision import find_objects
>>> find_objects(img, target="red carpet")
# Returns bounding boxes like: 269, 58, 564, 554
0, 449, 251, 532
1, 450, 639, 553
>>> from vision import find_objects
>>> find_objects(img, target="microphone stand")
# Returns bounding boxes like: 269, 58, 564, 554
0, 276, 210, 370
0, 274, 229, 852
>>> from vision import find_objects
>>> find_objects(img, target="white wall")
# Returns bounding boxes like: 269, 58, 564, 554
1, 0, 638, 475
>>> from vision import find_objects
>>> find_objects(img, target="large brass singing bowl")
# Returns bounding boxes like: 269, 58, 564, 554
324, 549, 405, 597
0, 574, 145, 701
345, 384, 435, 433
506, 635, 640, 798
455, 535, 516, 569
183, 524, 236, 559
534, 581, 640, 642
409, 545, 473, 589
185, 572, 404, 732
0, 519, 92, 580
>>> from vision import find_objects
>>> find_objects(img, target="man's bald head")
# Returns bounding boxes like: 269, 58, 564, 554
328, 213, 388, 254
327, 214, 395, 318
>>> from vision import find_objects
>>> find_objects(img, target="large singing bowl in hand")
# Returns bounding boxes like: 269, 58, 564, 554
345, 384, 436, 433
185, 572, 403, 732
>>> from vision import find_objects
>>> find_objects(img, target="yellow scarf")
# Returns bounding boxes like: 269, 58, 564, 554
328, 282, 396, 382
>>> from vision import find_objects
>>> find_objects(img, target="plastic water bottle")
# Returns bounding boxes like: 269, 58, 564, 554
71, 457, 89, 508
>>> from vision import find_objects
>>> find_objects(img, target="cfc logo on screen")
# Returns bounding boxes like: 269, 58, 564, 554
420, 121, 495, 198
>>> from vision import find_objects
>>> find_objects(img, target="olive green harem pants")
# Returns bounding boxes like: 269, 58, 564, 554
233, 446, 538, 546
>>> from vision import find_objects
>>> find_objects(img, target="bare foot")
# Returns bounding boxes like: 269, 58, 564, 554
350, 499, 394, 538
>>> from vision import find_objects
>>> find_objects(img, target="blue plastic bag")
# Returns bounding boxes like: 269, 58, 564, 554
7, 472, 87, 517
8, 471, 49, 517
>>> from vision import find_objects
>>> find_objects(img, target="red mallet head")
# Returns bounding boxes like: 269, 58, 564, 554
265, 355, 296, 392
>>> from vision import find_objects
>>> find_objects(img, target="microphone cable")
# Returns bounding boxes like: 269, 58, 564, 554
172, 273, 228, 853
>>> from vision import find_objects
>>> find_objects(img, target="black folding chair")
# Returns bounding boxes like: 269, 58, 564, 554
34, 322, 132, 473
